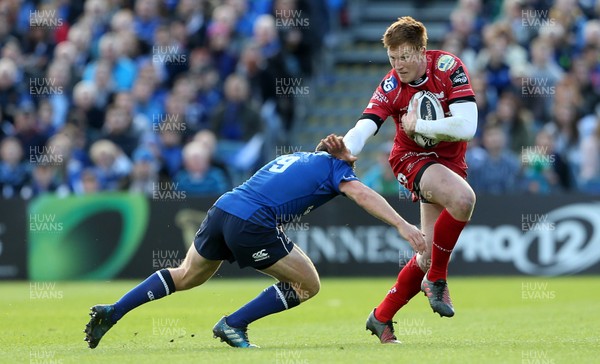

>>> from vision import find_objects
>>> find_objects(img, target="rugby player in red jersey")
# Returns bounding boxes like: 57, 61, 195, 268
342, 16, 478, 343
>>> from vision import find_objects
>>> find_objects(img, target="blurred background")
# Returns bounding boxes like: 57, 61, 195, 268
1, 0, 600, 280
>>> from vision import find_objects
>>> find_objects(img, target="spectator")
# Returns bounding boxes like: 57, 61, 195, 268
68, 81, 105, 142
174, 0, 210, 48
193, 129, 232, 189
206, 17, 239, 83
486, 91, 536, 155
210, 74, 264, 171
543, 100, 581, 174
475, 24, 513, 102
92, 60, 116, 109
498, 0, 537, 47
362, 143, 400, 196
173, 141, 229, 196
128, 147, 159, 196
77, 168, 101, 195
20, 163, 69, 199
88, 139, 132, 191
521, 129, 573, 194
66, 23, 92, 75
190, 52, 222, 130
101, 104, 140, 158
0, 57, 24, 125
526, 36, 565, 124
273, 0, 319, 77
13, 106, 48, 161
572, 48, 600, 116
44, 60, 72, 131
83, 32, 137, 92
0, 136, 29, 198
448, 3, 482, 53
45, 131, 84, 192
154, 126, 184, 180
131, 74, 164, 127
253, 14, 296, 132
579, 121, 600, 193
466, 124, 521, 194
133, 0, 163, 47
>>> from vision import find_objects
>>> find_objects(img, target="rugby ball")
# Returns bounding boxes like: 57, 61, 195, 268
407, 91, 443, 148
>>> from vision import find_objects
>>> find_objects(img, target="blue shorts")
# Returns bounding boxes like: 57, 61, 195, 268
194, 206, 294, 269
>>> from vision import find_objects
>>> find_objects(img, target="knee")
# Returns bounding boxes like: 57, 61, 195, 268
308, 279, 321, 298
450, 190, 476, 220
297, 278, 320, 302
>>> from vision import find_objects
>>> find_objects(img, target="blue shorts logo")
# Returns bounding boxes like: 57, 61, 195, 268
381, 75, 398, 93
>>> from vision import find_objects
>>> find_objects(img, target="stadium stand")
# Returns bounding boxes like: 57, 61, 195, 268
0, 0, 599, 198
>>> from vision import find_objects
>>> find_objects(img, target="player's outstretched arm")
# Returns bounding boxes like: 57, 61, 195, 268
340, 180, 426, 253
342, 119, 378, 155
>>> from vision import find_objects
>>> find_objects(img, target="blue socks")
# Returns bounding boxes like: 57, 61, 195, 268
111, 269, 176, 322
109, 273, 301, 329
226, 282, 301, 328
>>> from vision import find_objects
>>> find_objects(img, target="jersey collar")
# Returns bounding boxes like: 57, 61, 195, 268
408, 72, 428, 87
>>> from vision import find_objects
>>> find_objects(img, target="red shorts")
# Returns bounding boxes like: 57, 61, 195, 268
389, 149, 467, 202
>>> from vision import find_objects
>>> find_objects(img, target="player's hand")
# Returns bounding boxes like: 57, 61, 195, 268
321, 134, 358, 164
401, 98, 418, 137
397, 221, 426, 254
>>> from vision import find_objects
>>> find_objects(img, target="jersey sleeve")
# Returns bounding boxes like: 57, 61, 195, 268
360, 72, 398, 130
437, 54, 475, 104
329, 158, 359, 194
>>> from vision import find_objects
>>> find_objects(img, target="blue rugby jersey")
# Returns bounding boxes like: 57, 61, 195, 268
214, 152, 358, 227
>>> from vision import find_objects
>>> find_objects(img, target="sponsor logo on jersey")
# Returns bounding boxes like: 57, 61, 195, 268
372, 89, 389, 103
431, 91, 444, 99
450, 66, 468, 87
381, 75, 398, 93
252, 249, 270, 262
436, 54, 456, 72
396, 173, 407, 185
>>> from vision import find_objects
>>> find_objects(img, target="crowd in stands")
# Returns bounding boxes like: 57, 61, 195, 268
0, 0, 341, 198
449, 0, 600, 194
2, 0, 599, 199
365, 0, 600, 196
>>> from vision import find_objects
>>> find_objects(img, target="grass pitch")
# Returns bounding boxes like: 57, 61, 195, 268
1, 276, 599, 364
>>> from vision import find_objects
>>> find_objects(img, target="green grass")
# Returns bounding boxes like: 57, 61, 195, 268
1, 277, 599, 363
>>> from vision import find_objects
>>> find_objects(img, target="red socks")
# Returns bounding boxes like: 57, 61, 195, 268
427, 208, 467, 282
374, 209, 468, 322
374, 256, 424, 323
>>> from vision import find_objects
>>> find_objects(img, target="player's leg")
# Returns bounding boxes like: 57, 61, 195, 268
85, 206, 229, 349
169, 244, 223, 290
417, 164, 475, 317
84, 244, 222, 349
213, 223, 320, 348
215, 245, 319, 345
367, 202, 442, 343
415, 202, 444, 272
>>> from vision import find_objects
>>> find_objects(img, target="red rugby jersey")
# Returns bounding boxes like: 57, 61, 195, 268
361, 50, 476, 170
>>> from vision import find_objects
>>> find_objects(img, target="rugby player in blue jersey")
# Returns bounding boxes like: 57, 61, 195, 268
84, 135, 425, 349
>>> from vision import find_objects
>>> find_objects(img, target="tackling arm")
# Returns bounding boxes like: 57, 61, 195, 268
343, 119, 378, 155
414, 101, 478, 142
339, 180, 426, 253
